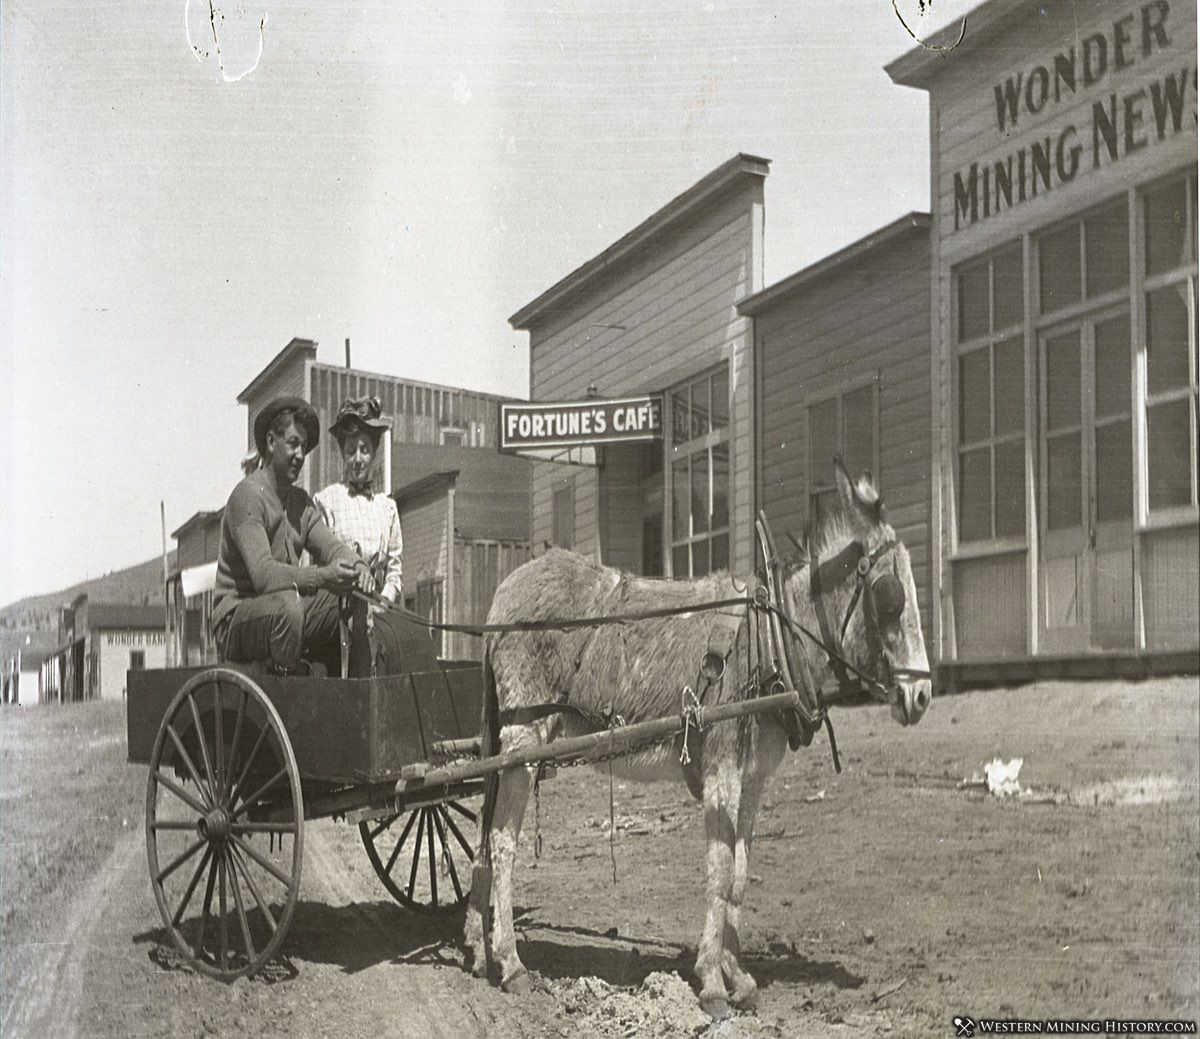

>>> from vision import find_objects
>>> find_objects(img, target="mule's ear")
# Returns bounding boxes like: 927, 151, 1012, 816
833, 456, 885, 525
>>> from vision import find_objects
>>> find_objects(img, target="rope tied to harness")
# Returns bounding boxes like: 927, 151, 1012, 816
678, 685, 705, 766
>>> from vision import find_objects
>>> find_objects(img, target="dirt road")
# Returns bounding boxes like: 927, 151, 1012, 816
2, 678, 1197, 1038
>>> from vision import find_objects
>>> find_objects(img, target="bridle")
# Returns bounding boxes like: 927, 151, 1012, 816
806, 537, 931, 705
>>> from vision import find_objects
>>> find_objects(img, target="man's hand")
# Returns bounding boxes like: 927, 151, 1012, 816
354, 560, 374, 594
320, 559, 359, 594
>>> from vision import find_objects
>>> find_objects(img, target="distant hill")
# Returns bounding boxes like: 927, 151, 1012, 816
0, 553, 176, 636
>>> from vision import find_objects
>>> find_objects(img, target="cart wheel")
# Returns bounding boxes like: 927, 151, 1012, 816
359, 800, 477, 913
146, 667, 304, 980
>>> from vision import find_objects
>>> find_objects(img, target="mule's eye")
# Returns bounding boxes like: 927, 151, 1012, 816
872, 574, 906, 621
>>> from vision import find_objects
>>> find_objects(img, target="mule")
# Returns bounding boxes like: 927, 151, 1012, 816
463, 462, 931, 1017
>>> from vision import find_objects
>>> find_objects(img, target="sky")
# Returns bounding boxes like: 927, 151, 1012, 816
0, 0, 971, 607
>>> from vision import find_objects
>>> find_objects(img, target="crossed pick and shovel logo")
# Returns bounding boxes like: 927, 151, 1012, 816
953, 1016, 976, 1037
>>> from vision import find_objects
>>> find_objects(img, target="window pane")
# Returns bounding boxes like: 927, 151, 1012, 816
710, 368, 729, 430
994, 440, 1026, 537
993, 337, 1025, 436
957, 261, 989, 342
671, 458, 689, 540
959, 448, 992, 542
1146, 285, 1192, 396
672, 387, 690, 443
1039, 223, 1081, 314
552, 484, 575, 549
1085, 199, 1129, 297
672, 544, 689, 579
692, 538, 711, 578
1046, 330, 1081, 431
1095, 420, 1133, 521
710, 533, 729, 572
691, 450, 709, 534
959, 348, 991, 445
1047, 433, 1082, 530
843, 385, 875, 477
1147, 399, 1194, 509
809, 398, 838, 485
711, 443, 729, 530
993, 242, 1024, 330
1094, 313, 1131, 420
690, 378, 711, 439
1145, 178, 1190, 276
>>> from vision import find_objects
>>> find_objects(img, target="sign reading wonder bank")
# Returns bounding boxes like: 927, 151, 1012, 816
500, 396, 663, 451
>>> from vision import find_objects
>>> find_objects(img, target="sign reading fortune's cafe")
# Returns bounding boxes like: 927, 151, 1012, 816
888, 0, 1198, 664
500, 396, 663, 451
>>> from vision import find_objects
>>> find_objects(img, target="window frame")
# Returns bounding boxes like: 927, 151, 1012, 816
952, 240, 1028, 549
664, 363, 732, 578
805, 374, 880, 523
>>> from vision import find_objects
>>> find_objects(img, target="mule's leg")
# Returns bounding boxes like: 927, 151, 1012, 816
488, 763, 535, 993
721, 774, 765, 1009
463, 776, 496, 978
695, 760, 741, 1019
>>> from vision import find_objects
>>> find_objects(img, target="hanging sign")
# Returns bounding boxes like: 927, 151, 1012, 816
500, 396, 663, 452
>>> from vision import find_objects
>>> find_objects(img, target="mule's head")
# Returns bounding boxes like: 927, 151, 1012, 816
788, 460, 932, 727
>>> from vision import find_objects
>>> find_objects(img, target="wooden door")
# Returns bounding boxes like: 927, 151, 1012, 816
1039, 309, 1135, 651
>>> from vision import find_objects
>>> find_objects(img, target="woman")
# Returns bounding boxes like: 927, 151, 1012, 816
314, 396, 406, 675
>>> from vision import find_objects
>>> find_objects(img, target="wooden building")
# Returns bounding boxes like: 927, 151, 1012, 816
394, 444, 534, 661
41, 598, 165, 702
740, 213, 934, 633
167, 510, 223, 667
887, 0, 1198, 670
237, 338, 518, 495
511, 154, 768, 579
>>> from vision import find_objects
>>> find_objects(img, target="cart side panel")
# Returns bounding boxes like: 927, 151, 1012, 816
370, 673, 426, 777
127, 668, 193, 764
261, 674, 373, 782
443, 665, 485, 740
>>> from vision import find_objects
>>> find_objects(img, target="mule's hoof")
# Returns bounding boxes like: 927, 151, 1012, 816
730, 980, 759, 1011
502, 969, 532, 995
700, 994, 731, 1021
465, 952, 489, 979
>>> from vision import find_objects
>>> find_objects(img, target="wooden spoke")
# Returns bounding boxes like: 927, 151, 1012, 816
229, 724, 270, 813
223, 686, 247, 805
218, 852, 229, 971
229, 833, 293, 888
155, 837, 207, 885
228, 843, 277, 937
384, 810, 420, 877
426, 810, 439, 908
447, 801, 478, 823
197, 853, 218, 960
150, 820, 200, 832
430, 808, 463, 902
154, 769, 209, 817
368, 815, 396, 842
225, 847, 256, 965
213, 684, 226, 802
406, 810, 427, 901
188, 693, 218, 797
171, 846, 214, 928
440, 807, 475, 862
230, 767, 288, 821
165, 724, 212, 806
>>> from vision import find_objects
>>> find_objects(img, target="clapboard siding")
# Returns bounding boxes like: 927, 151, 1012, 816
755, 227, 933, 634
528, 176, 763, 575
397, 491, 449, 593
931, 0, 1196, 265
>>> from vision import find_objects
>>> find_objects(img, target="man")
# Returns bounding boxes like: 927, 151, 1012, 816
211, 396, 364, 674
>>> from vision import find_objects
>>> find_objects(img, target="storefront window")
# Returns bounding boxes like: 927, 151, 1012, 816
954, 241, 1026, 544
667, 365, 730, 577
808, 380, 878, 527
1142, 173, 1198, 515
552, 479, 575, 549
1039, 196, 1130, 314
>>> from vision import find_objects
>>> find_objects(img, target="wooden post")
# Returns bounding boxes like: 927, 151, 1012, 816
161, 501, 171, 668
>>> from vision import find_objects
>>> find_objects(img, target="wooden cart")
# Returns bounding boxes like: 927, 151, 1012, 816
127, 659, 486, 980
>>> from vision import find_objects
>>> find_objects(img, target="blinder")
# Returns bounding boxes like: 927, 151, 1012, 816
866, 570, 906, 626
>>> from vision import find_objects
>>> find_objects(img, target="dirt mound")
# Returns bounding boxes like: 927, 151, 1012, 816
550, 971, 711, 1037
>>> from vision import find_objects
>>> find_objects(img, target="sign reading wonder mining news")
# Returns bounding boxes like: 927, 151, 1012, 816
500, 396, 663, 451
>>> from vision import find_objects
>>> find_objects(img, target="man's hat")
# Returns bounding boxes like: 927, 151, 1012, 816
330, 396, 390, 442
254, 396, 320, 456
